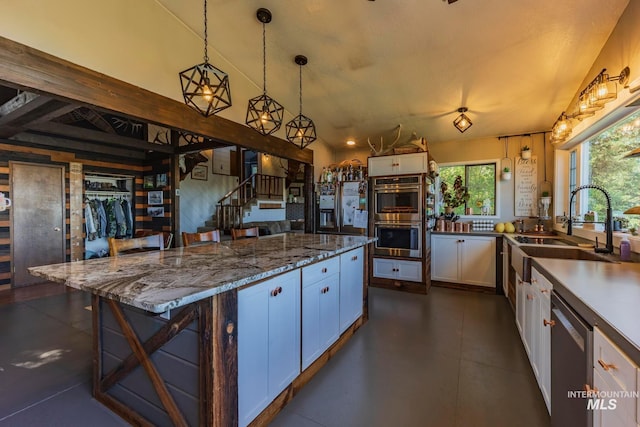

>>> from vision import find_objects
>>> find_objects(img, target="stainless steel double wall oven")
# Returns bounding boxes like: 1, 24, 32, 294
373, 175, 423, 258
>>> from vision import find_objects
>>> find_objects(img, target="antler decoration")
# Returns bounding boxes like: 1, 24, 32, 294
367, 124, 403, 156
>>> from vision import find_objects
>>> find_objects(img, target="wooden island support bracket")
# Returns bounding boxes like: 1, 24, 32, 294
92, 292, 239, 427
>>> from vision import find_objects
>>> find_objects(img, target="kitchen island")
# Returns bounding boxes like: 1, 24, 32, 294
29, 233, 374, 427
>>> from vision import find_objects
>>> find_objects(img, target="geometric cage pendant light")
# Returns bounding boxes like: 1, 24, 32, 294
246, 8, 284, 136
286, 55, 317, 149
179, 0, 232, 117
453, 107, 472, 133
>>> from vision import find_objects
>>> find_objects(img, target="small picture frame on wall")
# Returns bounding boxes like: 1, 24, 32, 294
155, 173, 168, 188
147, 206, 165, 217
143, 175, 155, 189
290, 187, 301, 197
191, 165, 208, 181
147, 191, 163, 206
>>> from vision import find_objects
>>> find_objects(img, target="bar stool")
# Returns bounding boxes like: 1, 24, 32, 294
134, 230, 174, 249
231, 227, 259, 240
108, 234, 164, 256
181, 230, 221, 247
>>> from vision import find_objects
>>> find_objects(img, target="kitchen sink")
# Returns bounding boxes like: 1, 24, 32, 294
517, 246, 613, 262
511, 245, 614, 283
513, 236, 577, 246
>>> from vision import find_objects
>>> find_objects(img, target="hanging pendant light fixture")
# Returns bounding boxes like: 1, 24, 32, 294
246, 8, 284, 136
453, 107, 472, 133
179, 0, 232, 116
286, 55, 317, 149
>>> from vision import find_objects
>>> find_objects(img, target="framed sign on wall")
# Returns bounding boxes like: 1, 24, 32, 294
515, 156, 537, 217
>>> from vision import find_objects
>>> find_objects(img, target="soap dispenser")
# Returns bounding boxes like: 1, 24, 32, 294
620, 236, 631, 261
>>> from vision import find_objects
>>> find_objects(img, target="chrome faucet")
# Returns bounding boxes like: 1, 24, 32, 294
567, 184, 613, 254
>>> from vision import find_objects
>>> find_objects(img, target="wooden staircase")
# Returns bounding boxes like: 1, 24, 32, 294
214, 174, 284, 232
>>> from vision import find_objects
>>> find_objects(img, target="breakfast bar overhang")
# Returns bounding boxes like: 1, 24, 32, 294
29, 233, 374, 427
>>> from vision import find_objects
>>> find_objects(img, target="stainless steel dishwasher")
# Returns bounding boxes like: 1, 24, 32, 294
551, 292, 593, 427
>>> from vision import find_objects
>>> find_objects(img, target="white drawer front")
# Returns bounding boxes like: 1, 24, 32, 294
302, 256, 340, 287
593, 327, 639, 424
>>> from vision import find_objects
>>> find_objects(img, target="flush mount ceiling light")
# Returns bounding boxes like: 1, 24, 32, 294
179, 0, 231, 117
286, 55, 317, 149
453, 107, 472, 133
246, 8, 284, 136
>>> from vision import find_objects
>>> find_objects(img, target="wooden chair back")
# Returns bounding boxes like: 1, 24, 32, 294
181, 230, 221, 247
108, 234, 164, 256
134, 230, 173, 249
231, 226, 259, 240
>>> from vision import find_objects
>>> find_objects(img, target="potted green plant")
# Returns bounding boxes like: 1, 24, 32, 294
612, 216, 629, 231
501, 167, 511, 180
440, 175, 470, 215
521, 145, 532, 159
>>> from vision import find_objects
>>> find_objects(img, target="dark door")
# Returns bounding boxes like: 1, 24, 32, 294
11, 162, 65, 287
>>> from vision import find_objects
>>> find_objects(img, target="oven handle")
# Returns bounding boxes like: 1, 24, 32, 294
374, 186, 422, 192
375, 222, 422, 227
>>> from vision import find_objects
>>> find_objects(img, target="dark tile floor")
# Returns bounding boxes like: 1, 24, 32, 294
0, 286, 549, 427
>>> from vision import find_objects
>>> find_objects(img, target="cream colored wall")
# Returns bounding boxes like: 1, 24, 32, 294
308, 141, 335, 181
0, 0, 333, 164
429, 133, 553, 223
562, 1, 640, 144
334, 147, 370, 167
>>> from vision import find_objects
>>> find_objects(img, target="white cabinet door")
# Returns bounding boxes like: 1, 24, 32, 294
372, 257, 422, 282
372, 257, 396, 279
530, 267, 552, 413
432, 235, 495, 287
396, 260, 422, 282
367, 155, 398, 176
459, 236, 495, 287
238, 270, 301, 427
524, 280, 536, 361
367, 152, 428, 176
238, 279, 270, 427
538, 286, 551, 413
302, 274, 340, 370
339, 247, 364, 333
515, 272, 525, 338
431, 234, 460, 282
397, 152, 428, 175
268, 271, 302, 397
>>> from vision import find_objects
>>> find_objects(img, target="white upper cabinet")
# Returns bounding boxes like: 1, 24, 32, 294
368, 152, 428, 176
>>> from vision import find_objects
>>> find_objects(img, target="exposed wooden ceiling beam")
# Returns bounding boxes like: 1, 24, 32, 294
25, 121, 174, 154
0, 91, 38, 116
0, 95, 79, 138
0, 36, 313, 164
12, 132, 147, 160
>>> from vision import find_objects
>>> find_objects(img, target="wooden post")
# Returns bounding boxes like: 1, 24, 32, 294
304, 164, 314, 234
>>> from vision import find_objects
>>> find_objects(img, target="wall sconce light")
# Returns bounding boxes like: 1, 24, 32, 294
574, 67, 630, 119
553, 66, 630, 144
550, 112, 573, 144
453, 107, 472, 133
179, 0, 232, 117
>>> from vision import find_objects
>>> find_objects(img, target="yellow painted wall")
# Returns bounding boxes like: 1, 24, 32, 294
0, 0, 333, 159
429, 133, 553, 223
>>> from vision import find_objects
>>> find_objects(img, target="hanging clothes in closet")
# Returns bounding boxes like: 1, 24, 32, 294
86, 197, 133, 239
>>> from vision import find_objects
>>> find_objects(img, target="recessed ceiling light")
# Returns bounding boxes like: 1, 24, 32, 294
346, 140, 356, 146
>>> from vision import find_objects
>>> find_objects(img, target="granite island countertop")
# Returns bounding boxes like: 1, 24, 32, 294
532, 257, 640, 366
29, 233, 375, 314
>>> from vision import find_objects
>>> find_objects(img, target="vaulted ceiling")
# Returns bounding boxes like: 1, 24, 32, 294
157, 0, 630, 149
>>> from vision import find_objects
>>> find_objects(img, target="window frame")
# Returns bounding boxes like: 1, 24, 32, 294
439, 158, 501, 219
